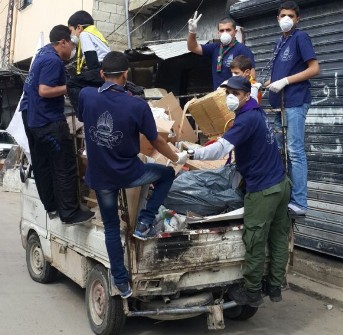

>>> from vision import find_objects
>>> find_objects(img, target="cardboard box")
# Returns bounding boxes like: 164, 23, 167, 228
185, 89, 236, 137
140, 118, 174, 157
153, 93, 198, 143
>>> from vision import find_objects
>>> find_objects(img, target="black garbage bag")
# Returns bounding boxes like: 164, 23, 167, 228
164, 164, 244, 216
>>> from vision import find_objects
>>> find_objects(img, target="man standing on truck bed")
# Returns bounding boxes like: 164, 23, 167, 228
78, 51, 187, 298
188, 76, 291, 306
266, 0, 320, 216
25, 25, 94, 224
187, 13, 256, 90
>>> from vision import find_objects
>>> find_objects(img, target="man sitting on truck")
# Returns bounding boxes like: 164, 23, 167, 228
77, 51, 187, 298
188, 76, 291, 306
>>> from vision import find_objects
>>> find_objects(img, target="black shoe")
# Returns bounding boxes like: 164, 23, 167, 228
267, 284, 282, 302
47, 210, 59, 220
229, 286, 263, 307
63, 209, 95, 225
115, 282, 133, 299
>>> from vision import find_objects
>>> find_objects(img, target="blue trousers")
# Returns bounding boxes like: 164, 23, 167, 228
275, 103, 310, 210
95, 163, 175, 284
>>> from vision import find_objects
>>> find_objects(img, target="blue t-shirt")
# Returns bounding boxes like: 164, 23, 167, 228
201, 41, 255, 90
78, 82, 158, 190
25, 45, 66, 127
223, 98, 285, 192
269, 29, 317, 108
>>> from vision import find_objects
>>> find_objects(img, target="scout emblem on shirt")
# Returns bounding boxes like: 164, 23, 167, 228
25, 72, 34, 86
89, 111, 123, 149
224, 54, 234, 68
280, 46, 293, 62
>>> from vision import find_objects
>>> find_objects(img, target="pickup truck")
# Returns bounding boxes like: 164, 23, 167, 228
20, 171, 262, 335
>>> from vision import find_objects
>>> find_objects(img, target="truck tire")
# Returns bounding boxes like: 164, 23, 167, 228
26, 233, 58, 283
86, 265, 126, 335
223, 304, 258, 321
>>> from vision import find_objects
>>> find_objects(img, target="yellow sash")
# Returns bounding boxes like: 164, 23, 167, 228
76, 25, 109, 74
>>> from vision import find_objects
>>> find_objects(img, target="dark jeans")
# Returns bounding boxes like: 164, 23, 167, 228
21, 110, 54, 209
30, 120, 79, 219
95, 163, 175, 284
67, 69, 104, 116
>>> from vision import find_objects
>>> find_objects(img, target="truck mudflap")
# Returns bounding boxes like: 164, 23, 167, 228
123, 298, 238, 330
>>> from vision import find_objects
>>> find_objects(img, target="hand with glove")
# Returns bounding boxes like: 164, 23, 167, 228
267, 77, 289, 93
188, 11, 202, 34
174, 151, 188, 165
251, 82, 262, 90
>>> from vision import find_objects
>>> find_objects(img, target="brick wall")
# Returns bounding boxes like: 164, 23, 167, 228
93, 0, 128, 51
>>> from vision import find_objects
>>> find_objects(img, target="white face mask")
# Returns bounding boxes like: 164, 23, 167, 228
226, 94, 240, 111
71, 35, 79, 45
69, 47, 76, 60
220, 32, 232, 46
279, 16, 294, 32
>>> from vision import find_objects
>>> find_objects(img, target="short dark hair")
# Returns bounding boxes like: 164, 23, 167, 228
218, 17, 236, 30
230, 55, 252, 71
278, 1, 300, 17
68, 10, 94, 29
49, 25, 71, 44
102, 51, 129, 77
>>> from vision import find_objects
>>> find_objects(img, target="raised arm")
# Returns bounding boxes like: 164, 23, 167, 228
187, 11, 203, 55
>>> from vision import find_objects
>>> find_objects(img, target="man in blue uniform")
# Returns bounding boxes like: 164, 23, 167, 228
191, 76, 291, 306
78, 51, 187, 298
266, 1, 320, 216
25, 25, 94, 224
187, 13, 255, 90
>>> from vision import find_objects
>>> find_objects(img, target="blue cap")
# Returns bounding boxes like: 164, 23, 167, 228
220, 76, 251, 93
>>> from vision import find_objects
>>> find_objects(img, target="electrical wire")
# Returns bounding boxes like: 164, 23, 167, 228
105, 0, 151, 39
112, 0, 176, 45
129, 0, 175, 36
170, 0, 205, 39
0, 2, 9, 16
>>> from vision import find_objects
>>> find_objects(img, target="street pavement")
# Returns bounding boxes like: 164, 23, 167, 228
0, 187, 342, 335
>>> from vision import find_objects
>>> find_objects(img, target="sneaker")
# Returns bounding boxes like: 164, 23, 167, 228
288, 203, 307, 216
115, 282, 133, 299
47, 210, 59, 220
267, 285, 282, 302
63, 209, 95, 225
229, 286, 263, 307
133, 222, 151, 240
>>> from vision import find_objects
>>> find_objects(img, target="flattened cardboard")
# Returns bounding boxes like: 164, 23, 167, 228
185, 89, 236, 137
185, 159, 227, 170
153, 93, 197, 143
144, 88, 168, 98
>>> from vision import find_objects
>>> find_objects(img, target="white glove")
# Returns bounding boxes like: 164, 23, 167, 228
251, 82, 262, 90
188, 11, 202, 34
267, 77, 289, 93
174, 151, 188, 165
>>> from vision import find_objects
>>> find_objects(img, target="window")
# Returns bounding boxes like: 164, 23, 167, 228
16, 0, 32, 11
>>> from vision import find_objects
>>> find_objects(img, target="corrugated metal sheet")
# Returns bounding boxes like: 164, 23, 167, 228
147, 40, 208, 60
231, 0, 343, 257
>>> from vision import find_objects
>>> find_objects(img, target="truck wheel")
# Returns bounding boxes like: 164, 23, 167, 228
223, 305, 258, 321
86, 265, 126, 335
26, 233, 58, 283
